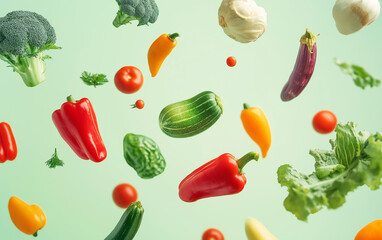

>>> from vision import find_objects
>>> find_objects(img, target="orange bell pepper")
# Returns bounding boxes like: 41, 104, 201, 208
8, 196, 46, 237
147, 33, 179, 77
355, 220, 382, 240
240, 103, 271, 158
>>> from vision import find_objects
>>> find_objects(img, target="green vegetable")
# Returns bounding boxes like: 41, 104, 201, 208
159, 91, 223, 138
335, 58, 380, 89
278, 122, 382, 221
105, 201, 144, 240
0, 11, 61, 87
80, 71, 108, 87
45, 148, 64, 168
113, 0, 159, 27
123, 133, 166, 179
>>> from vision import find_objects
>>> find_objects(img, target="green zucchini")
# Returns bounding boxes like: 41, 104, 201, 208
159, 91, 223, 138
105, 201, 144, 240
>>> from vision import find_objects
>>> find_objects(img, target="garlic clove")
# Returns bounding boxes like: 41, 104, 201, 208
333, 0, 380, 35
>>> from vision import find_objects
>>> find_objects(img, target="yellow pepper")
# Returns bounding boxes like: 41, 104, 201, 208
8, 196, 46, 236
240, 103, 271, 158
147, 33, 179, 77
245, 218, 277, 240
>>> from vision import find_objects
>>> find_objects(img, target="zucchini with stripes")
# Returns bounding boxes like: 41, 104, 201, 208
159, 91, 223, 138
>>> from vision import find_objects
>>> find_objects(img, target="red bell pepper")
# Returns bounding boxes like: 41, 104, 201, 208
0, 122, 17, 163
52, 96, 107, 163
178, 151, 259, 202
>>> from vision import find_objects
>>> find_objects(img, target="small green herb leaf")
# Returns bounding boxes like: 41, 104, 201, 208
335, 58, 380, 89
46, 148, 64, 168
80, 71, 108, 87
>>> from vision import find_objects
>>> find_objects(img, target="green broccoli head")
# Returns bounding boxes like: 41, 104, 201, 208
0, 11, 60, 87
113, 0, 159, 28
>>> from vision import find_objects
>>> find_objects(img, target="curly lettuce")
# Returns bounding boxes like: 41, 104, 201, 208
277, 122, 382, 221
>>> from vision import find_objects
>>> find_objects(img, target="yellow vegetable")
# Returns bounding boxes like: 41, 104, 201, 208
245, 218, 277, 240
8, 196, 46, 236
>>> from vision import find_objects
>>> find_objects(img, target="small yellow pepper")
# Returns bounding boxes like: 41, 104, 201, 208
8, 196, 46, 237
354, 220, 382, 240
240, 103, 271, 158
245, 218, 277, 240
147, 33, 179, 77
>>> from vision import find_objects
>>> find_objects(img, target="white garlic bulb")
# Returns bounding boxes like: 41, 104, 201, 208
333, 0, 380, 35
218, 0, 267, 43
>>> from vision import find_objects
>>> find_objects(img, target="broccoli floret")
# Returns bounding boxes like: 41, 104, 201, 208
0, 11, 60, 87
113, 0, 159, 28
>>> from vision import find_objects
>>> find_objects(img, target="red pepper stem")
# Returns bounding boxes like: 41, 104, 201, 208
243, 103, 251, 109
168, 33, 180, 42
67, 95, 76, 103
237, 151, 259, 174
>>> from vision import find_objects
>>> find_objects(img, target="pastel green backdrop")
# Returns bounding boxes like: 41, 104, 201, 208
0, 0, 381, 239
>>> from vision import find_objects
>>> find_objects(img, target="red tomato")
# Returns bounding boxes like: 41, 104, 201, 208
202, 228, 224, 240
135, 100, 145, 109
226, 56, 237, 67
112, 183, 138, 208
114, 66, 144, 94
312, 110, 337, 134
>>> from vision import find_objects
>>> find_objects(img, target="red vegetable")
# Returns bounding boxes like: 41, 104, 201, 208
131, 100, 144, 109
0, 122, 17, 163
112, 183, 138, 209
226, 56, 236, 67
312, 110, 337, 134
178, 152, 259, 202
281, 29, 318, 101
114, 66, 144, 94
202, 228, 225, 240
52, 95, 107, 163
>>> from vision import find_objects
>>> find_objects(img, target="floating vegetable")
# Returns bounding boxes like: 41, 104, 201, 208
240, 104, 271, 158
333, 0, 380, 35
226, 56, 237, 67
278, 122, 382, 221
0, 122, 17, 163
202, 228, 225, 240
354, 220, 382, 240
115, 66, 144, 94
0, 11, 61, 87
8, 196, 46, 237
45, 148, 64, 168
245, 218, 277, 240
123, 133, 166, 179
179, 152, 259, 202
105, 201, 144, 240
312, 110, 337, 134
159, 91, 223, 138
148, 33, 179, 77
281, 29, 318, 101
335, 58, 380, 89
218, 0, 267, 43
131, 100, 145, 109
80, 71, 108, 87
52, 95, 107, 163
112, 183, 138, 208
113, 0, 159, 27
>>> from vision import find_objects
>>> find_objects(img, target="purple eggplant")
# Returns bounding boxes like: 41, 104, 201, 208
281, 29, 318, 101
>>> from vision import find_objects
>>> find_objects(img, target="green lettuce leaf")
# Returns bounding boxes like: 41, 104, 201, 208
278, 122, 382, 221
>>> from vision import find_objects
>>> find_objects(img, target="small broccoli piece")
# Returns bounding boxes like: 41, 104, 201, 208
113, 0, 159, 28
0, 11, 61, 87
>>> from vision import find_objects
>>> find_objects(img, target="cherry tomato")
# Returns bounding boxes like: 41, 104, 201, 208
114, 66, 144, 94
132, 100, 144, 109
312, 110, 337, 134
226, 56, 237, 67
202, 228, 224, 240
112, 183, 138, 208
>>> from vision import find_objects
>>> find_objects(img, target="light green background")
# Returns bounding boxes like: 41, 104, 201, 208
0, 0, 381, 239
